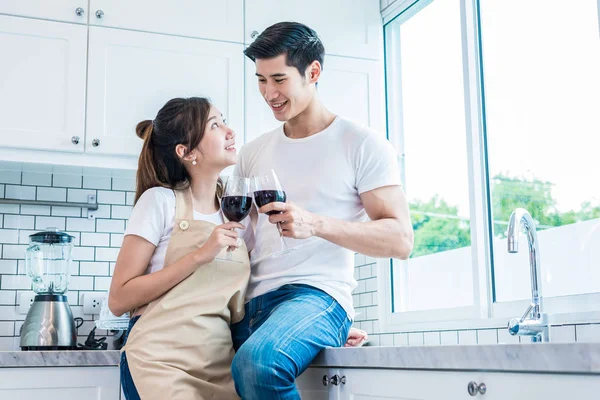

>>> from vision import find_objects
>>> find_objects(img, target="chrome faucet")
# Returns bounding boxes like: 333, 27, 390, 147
506, 208, 550, 342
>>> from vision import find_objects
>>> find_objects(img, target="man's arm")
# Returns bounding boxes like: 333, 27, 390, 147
261, 184, 414, 260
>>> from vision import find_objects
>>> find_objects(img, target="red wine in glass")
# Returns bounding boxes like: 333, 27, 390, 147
253, 190, 286, 215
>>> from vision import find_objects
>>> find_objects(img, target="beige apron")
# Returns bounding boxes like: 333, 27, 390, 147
123, 188, 250, 400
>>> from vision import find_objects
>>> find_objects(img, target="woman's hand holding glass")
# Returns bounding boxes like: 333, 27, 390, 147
218, 176, 253, 262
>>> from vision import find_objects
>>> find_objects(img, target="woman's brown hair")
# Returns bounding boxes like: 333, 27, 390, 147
134, 97, 223, 203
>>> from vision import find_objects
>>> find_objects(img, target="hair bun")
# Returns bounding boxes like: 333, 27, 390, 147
135, 120, 153, 140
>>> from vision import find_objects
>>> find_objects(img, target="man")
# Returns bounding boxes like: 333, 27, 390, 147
232, 22, 413, 399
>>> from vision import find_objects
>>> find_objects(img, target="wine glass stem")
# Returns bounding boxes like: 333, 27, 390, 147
226, 228, 236, 260
277, 222, 289, 250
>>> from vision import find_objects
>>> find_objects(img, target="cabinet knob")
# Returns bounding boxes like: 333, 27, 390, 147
250, 30, 259, 39
71, 136, 80, 145
75, 7, 85, 17
467, 381, 486, 396
329, 374, 346, 386
95, 10, 104, 19
322, 375, 328, 386
92, 138, 101, 147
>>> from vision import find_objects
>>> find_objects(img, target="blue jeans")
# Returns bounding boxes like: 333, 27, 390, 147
120, 315, 141, 400
231, 284, 352, 400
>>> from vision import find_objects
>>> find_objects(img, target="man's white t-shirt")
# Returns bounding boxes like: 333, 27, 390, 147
124, 187, 255, 275
235, 116, 401, 320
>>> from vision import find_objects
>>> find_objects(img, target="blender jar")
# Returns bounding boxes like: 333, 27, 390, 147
25, 228, 74, 294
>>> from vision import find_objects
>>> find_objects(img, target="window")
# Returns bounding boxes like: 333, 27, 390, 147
383, 0, 600, 329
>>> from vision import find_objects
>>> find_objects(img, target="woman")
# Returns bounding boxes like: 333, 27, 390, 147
108, 97, 253, 400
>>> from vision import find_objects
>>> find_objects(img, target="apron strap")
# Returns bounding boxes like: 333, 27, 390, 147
175, 187, 194, 221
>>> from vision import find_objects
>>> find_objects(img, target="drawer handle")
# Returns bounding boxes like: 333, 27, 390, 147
468, 381, 486, 396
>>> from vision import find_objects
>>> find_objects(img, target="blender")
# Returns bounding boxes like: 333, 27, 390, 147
20, 228, 77, 350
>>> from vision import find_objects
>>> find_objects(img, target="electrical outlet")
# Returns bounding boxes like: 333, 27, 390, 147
19, 292, 36, 314
83, 292, 106, 315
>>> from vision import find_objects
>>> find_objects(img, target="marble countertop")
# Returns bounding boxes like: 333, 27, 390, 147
0, 350, 120, 367
1, 343, 599, 374
312, 343, 600, 374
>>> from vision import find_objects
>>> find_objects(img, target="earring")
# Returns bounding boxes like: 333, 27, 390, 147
191, 160, 197, 166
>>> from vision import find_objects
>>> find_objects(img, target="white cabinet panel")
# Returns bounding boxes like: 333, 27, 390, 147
0, 366, 120, 400
297, 367, 335, 400
0, 16, 87, 153
245, 0, 383, 60
89, 0, 243, 43
0, 0, 88, 24
86, 27, 245, 157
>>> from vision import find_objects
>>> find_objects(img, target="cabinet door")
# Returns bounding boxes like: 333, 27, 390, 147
297, 367, 334, 400
245, 0, 382, 60
337, 368, 479, 399
0, 366, 120, 400
0, 0, 88, 24
245, 56, 385, 144
86, 27, 244, 157
481, 371, 600, 399
89, 0, 243, 43
0, 16, 87, 153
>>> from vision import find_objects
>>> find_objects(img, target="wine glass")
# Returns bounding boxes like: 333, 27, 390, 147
252, 169, 299, 263
218, 176, 252, 262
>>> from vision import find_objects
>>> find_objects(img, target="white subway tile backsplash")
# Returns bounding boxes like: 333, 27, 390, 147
5, 185, 35, 200
97, 190, 125, 205
35, 216, 66, 231
1, 275, 30, 290
94, 277, 112, 291
20, 205, 51, 215
0, 170, 21, 185
0, 229, 19, 244
0, 184, 3, 198
476, 329, 498, 344
497, 327, 520, 344
94, 205, 112, 219
111, 205, 132, 220
440, 331, 459, 345
67, 188, 96, 203
80, 262, 109, 276
95, 247, 120, 262
51, 206, 81, 217
0, 321, 15, 336
112, 177, 135, 191
551, 325, 576, 343
2, 244, 28, 259
72, 246, 95, 261
4, 215, 34, 230
0, 204, 20, 214
0, 290, 16, 305
393, 333, 408, 346
83, 176, 112, 190
22, 172, 51, 187
0, 305, 19, 320
576, 324, 600, 343
80, 233, 110, 247
110, 233, 124, 248
36, 187, 67, 202
126, 192, 135, 206
380, 334, 394, 346
365, 277, 377, 292
458, 330, 477, 345
69, 276, 94, 291
354, 253, 366, 266
52, 174, 82, 188
408, 332, 424, 346
96, 219, 124, 233
0, 260, 17, 274
424, 331, 440, 346
66, 217, 96, 233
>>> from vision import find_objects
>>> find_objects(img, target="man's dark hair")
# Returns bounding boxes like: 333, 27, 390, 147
244, 22, 325, 77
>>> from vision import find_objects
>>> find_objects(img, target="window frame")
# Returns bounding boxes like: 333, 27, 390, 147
380, 0, 600, 334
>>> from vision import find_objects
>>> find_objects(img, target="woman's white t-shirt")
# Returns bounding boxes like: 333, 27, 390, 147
124, 187, 255, 274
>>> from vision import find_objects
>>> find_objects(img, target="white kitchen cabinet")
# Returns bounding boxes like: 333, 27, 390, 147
89, 0, 244, 43
245, 0, 383, 60
330, 368, 600, 399
297, 367, 335, 400
86, 27, 245, 157
0, 0, 88, 24
245, 55, 386, 144
0, 366, 120, 400
0, 15, 87, 153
